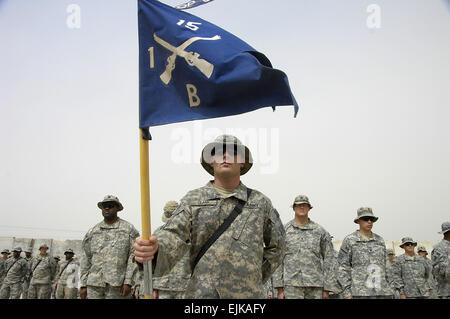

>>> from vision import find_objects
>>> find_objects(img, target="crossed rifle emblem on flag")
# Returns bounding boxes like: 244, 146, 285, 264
153, 33, 221, 84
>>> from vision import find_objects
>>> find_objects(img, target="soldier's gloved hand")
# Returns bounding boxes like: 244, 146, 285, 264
133, 236, 159, 263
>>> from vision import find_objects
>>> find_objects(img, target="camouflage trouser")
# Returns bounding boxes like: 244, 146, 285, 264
0, 282, 22, 299
87, 284, 128, 299
284, 286, 323, 299
156, 289, 185, 299
55, 284, 78, 299
28, 283, 52, 299
352, 295, 393, 299
21, 280, 30, 299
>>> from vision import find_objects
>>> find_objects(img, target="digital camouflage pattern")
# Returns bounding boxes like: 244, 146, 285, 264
21, 255, 33, 299
56, 259, 79, 285
272, 219, 336, 293
0, 256, 28, 299
152, 233, 191, 297
80, 218, 140, 288
431, 239, 450, 297
30, 253, 56, 285
337, 231, 392, 298
392, 253, 431, 297
263, 277, 276, 298
152, 181, 286, 298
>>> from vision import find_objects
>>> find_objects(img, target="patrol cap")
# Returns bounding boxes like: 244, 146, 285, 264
64, 249, 74, 255
12, 247, 22, 252
1, 249, 10, 254
354, 207, 378, 224
399, 237, 417, 248
387, 248, 395, 255
417, 245, 428, 254
54, 256, 61, 260
162, 201, 179, 223
438, 221, 450, 234
292, 195, 313, 208
39, 244, 49, 250
24, 248, 32, 253
200, 135, 253, 176
97, 195, 124, 211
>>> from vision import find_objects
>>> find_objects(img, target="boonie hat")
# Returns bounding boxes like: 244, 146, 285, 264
97, 195, 124, 211
354, 207, 378, 224
200, 135, 253, 176
292, 195, 313, 208
438, 221, 450, 234
399, 237, 417, 248
162, 201, 179, 223
417, 245, 428, 254
64, 249, 74, 255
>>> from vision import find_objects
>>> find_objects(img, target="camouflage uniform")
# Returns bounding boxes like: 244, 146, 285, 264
0, 249, 28, 299
21, 254, 32, 299
152, 181, 286, 298
152, 237, 191, 299
28, 252, 57, 299
392, 253, 431, 298
272, 219, 336, 299
338, 231, 392, 298
80, 217, 140, 299
385, 250, 400, 299
55, 253, 80, 299
263, 277, 276, 298
431, 239, 450, 298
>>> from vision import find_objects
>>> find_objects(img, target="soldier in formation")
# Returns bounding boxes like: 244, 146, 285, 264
28, 244, 57, 299
55, 249, 79, 299
80, 195, 140, 299
417, 245, 437, 298
391, 237, 431, 299
0, 249, 10, 287
385, 248, 400, 298
273, 195, 336, 299
133, 135, 286, 298
151, 200, 191, 299
0, 247, 27, 299
431, 221, 450, 299
337, 207, 392, 299
21, 248, 33, 299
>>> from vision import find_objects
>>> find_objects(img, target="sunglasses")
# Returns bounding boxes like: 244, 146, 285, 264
102, 202, 117, 209
403, 243, 415, 247
360, 216, 376, 222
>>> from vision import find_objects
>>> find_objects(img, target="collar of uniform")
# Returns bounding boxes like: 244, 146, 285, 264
354, 230, 376, 242
404, 253, 418, 261
290, 218, 315, 230
204, 181, 249, 202
100, 218, 121, 229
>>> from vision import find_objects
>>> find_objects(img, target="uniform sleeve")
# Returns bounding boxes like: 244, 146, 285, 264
321, 232, 337, 292
337, 238, 353, 299
124, 226, 140, 285
261, 208, 286, 284
152, 205, 192, 278
431, 247, 448, 280
271, 223, 287, 289
80, 231, 92, 287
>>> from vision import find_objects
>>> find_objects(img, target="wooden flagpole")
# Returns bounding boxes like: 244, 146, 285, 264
139, 128, 153, 299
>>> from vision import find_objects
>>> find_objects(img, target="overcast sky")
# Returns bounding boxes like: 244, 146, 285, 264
0, 0, 449, 244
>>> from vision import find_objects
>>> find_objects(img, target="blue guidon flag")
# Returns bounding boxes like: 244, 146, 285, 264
138, 0, 299, 128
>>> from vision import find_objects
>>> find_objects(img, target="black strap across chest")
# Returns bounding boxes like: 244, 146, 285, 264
192, 187, 252, 275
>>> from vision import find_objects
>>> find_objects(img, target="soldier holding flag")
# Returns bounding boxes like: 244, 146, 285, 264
134, 135, 286, 298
